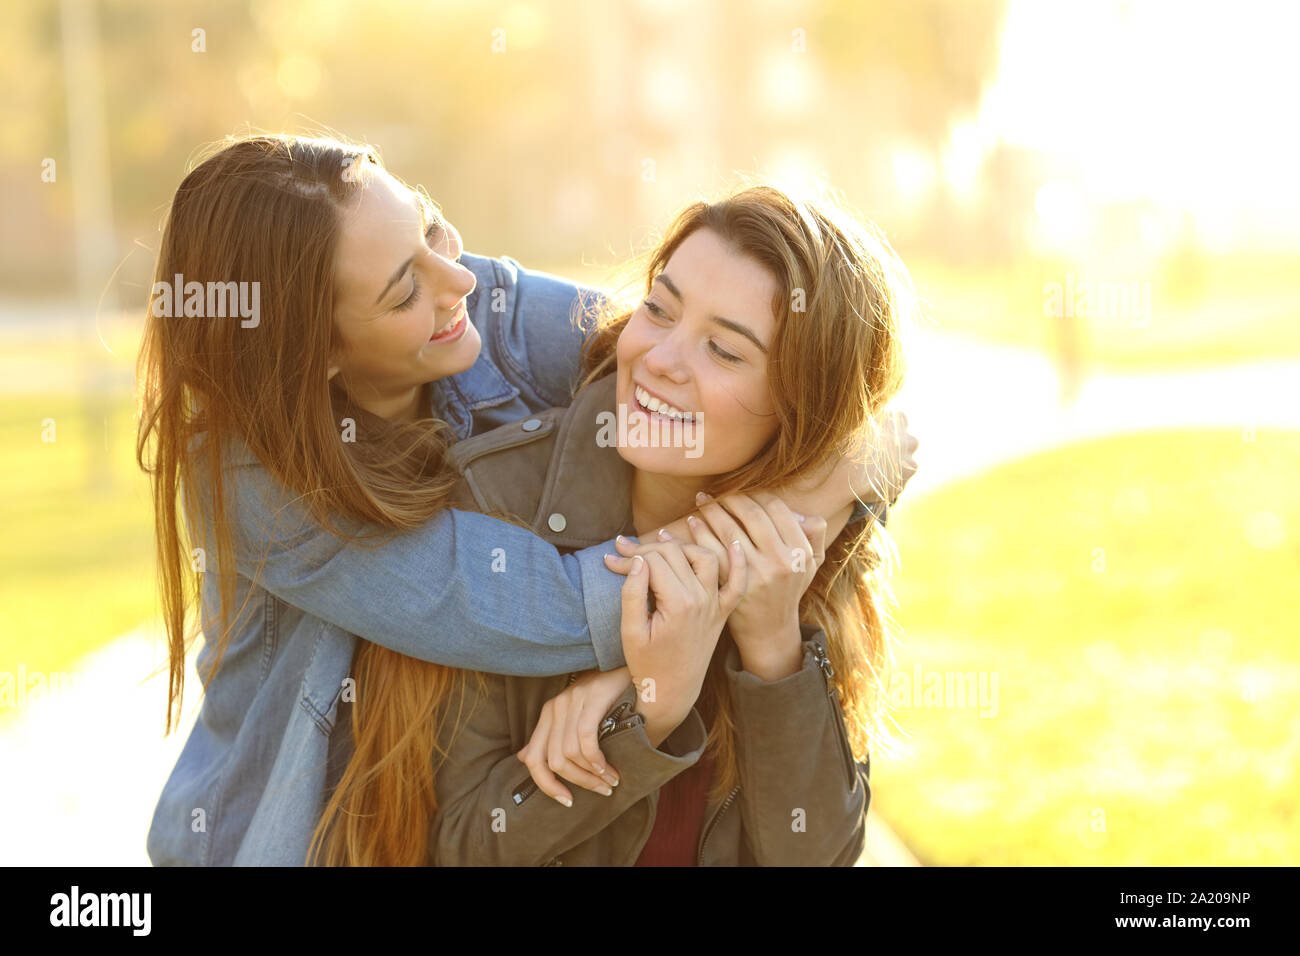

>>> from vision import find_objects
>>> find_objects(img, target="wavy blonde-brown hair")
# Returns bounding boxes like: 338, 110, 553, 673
137, 134, 469, 746
578, 184, 911, 803
312, 182, 913, 864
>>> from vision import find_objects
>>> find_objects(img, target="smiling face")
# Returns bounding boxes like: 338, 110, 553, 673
614, 227, 781, 479
330, 166, 480, 420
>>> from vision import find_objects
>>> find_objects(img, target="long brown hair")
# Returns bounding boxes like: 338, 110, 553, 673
579, 184, 910, 802
314, 183, 913, 864
136, 133, 466, 740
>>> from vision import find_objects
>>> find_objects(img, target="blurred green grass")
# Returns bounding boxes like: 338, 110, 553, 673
875, 428, 1300, 865
0, 389, 157, 723
910, 253, 1300, 370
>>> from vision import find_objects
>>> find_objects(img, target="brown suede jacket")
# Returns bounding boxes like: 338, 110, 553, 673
428, 373, 874, 866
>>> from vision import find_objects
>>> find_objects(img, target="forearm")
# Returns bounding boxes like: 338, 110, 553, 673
433, 685, 707, 866
224, 464, 625, 673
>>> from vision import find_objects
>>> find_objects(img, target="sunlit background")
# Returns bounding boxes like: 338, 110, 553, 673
1, 0, 1296, 866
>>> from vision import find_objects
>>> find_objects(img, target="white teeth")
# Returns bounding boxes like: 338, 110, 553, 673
635, 386, 694, 422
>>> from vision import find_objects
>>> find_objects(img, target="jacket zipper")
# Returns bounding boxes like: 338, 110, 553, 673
696, 785, 741, 866
810, 642, 858, 791
510, 701, 645, 809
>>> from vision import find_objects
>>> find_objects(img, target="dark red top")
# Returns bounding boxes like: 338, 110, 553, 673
634, 689, 719, 867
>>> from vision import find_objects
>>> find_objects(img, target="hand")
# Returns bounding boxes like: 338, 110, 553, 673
619, 540, 747, 745
857, 409, 919, 505
516, 667, 631, 807
685, 492, 826, 679
774, 409, 919, 516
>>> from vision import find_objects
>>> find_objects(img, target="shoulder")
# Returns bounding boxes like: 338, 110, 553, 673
446, 406, 565, 524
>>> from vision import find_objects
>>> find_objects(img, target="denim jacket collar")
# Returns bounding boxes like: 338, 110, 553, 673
429, 344, 521, 441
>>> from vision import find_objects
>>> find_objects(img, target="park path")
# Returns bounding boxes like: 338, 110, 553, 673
3, 329, 1296, 866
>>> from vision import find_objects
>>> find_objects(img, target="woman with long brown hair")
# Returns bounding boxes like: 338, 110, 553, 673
313, 183, 915, 865
139, 135, 908, 865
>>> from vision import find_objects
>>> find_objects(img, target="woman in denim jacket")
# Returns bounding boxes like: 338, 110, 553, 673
140, 136, 904, 865
313, 184, 916, 865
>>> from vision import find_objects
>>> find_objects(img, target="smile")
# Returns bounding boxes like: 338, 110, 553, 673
634, 384, 697, 423
429, 309, 467, 343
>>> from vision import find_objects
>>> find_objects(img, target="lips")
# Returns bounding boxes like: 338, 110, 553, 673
632, 382, 696, 422
430, 306, 467, 342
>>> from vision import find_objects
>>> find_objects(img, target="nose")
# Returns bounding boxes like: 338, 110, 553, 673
432, 255, 476, 308
643, 332, 690, 385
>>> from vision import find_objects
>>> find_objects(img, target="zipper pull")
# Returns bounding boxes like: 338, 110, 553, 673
810, 641, 835, 683
598, 701, 644, 741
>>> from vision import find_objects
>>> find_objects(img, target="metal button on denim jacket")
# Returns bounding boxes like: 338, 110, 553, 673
147, 254, 633, 867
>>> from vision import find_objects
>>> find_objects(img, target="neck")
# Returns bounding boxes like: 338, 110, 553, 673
355, 384, 424, 424
631, 468, 709, 538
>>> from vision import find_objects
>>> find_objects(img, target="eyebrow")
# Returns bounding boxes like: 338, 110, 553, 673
374, 255, 415, 306
653, 273, 769, 354
372, 193, 435, 306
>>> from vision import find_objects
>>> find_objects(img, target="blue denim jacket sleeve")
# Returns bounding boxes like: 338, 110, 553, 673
217, 457, 624, 673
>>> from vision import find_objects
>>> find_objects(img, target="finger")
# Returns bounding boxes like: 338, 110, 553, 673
547, 692, 611, 797
753, 492, 804, 550
567, 685, 620, 790
576, 703, 615, 786
695, 493, 753, 557
560, 690, 603, 779
556, 704, 615, 796
519, 705, 573, 807
615, 535, 691, 559
718, 492, 785, 555
678, 542, 720, 594
685, 512, 727, 558
755, 494, 820, 570
642, 549, 689, 606
619, 554, 649, 646
604, 552, 635, 576
718, 540, 748, 615
550, 756, 614, 796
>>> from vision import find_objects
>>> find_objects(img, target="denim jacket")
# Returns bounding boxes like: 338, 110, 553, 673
147, 254, 636, 866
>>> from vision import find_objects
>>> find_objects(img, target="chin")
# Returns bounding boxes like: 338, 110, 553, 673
438, 328, 482, 377
616, 442, 714, 476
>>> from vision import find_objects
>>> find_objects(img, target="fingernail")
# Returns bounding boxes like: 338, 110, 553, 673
597, 785, 613, 797
632, 555, 644, 573
616, 534, 626, 544
602, 773, 620, 787
686, 515, 699, 527
696, 491, 711, 504
559, 796, 573, 808
658, 528, 671, 541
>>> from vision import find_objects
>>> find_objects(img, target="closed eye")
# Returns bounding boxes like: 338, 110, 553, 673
392, 275, 421, 312
709, 342, 741, 362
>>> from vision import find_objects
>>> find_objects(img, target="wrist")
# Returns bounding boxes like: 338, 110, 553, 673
633, 697, 687, 748
736, 619, 804, 682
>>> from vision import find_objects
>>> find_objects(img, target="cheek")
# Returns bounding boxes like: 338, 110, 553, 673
700, 381, 777, 460
616, 322, 648, 363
